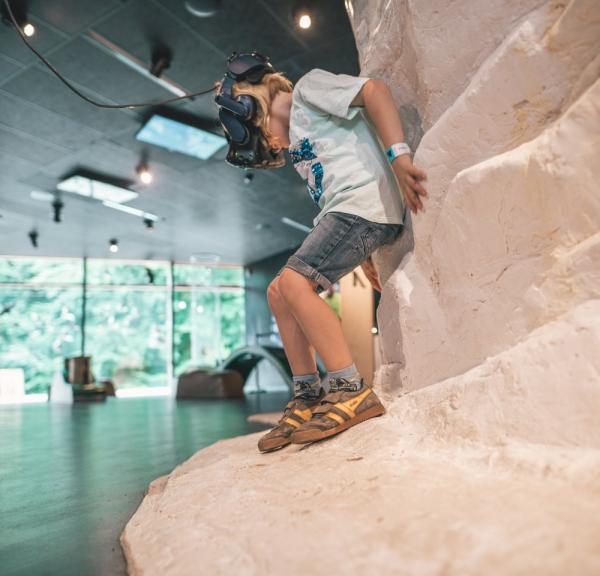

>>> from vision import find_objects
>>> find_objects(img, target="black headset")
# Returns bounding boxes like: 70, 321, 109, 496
215, 52, 285, 168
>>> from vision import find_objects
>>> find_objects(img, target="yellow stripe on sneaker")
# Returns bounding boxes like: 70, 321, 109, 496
343, 387, 373, 412
334, 402, 355, 418
325, 411, 345, 425
284, 417, 301, 428
293, 408, 312, 422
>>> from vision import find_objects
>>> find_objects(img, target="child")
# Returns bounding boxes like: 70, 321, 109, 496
223, 59, 428, 452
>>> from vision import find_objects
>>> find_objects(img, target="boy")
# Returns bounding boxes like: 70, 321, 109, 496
218, 55, 428, 452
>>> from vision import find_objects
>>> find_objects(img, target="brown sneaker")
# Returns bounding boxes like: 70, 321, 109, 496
257, 391, 324, 453
290, 380, 385, 444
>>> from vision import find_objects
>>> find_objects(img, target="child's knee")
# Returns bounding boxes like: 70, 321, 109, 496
267, 278, 284, 311
278, 268, 313, 302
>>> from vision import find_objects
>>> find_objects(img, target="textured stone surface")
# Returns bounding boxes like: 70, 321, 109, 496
122, 1, 600, 574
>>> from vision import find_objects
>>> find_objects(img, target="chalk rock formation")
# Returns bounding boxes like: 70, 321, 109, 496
122, 1, 600, 574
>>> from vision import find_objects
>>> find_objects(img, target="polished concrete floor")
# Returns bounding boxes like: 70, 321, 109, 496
0, 393, 289, 576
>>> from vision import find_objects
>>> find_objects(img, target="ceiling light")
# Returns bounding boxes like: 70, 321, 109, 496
177, 301, 187, 310
109, 238, 119, 253
371, 327, 378, 334
30, 190, 54, 202
136, 162, 153, 184
150, 44, 172, 78
57, 174, 138, 204
137, 114, 227, 160
281, 216, 311, 234
293, 1, 315, 30
102, 200, 159, 222
52, 197, 64, 223
1, 2, 35, 37
22, 21, 35, 36
28, 229, 38, 248
184, 0, 221, 17
298, 14, 311, 29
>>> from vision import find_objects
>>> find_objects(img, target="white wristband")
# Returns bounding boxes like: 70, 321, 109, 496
386, 142, 411, 163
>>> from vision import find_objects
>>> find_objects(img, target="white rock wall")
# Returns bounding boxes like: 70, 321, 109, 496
346, 0, 600, 415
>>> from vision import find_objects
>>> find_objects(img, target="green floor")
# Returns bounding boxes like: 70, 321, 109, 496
0, 393, 289, 576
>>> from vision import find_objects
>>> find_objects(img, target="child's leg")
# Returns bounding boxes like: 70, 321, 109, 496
276, 268, 353, 372
267, 277, 318, 375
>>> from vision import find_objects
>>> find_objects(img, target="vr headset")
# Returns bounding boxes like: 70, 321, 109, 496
215, 52, 285, 169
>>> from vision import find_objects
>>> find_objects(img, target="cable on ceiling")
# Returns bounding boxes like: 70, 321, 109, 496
3, 0, 217, 109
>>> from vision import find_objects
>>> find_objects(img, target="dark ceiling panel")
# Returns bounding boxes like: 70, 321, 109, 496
0, 125, 69, 165
29, 0, 121, 35
0, 151, 40, 180
0, 54, 23, 81
1, 67, 140, 136
0, 90, 103, 150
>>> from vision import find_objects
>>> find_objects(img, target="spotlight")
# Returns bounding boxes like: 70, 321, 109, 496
22, 21, 34, 36
28, 229, 38, 248
1, 1, 35, 37
184, 0, 221, 18
109, 238, 119, 253
143, 217, 154, 230
243, 172, 254, 185
136, 161, 153, 184
292, 1, 315, 30
150, 44, 172, 78
52, 197, 64, 223
298, 14, 311, 29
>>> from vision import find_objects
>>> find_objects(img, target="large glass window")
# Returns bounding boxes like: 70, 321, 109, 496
0, 257, 245, 398
85, 260, 170, 390
173, 265, 245, 375
0, 258, 83, 395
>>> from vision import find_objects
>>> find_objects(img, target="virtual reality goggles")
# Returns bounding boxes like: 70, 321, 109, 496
215, 52, 285, 169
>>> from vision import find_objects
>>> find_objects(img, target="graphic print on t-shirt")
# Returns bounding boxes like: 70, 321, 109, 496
289, 137, 324, 205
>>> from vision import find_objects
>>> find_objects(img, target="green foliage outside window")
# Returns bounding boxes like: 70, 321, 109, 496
0, 258, 246, 395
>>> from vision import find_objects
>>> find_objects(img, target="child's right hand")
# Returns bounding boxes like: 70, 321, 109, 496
392, 155, 428, 214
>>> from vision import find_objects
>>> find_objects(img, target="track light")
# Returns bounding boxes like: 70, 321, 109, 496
109, 238, 119, 253
292, 1, 315, 30
22, 21, 34, 36
52, 197, 64, 223
28, 229, 38, 248
1, 1, 35, 37
136, 159, 153, 184
150, 44, 172, 78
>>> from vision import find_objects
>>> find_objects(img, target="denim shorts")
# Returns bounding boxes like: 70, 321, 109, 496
279, 211, 403, 292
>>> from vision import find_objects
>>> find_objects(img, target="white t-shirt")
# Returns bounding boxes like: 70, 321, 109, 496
288, 68, 406, 227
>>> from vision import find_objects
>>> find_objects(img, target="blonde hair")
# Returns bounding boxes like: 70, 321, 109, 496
231, 72, 293, 142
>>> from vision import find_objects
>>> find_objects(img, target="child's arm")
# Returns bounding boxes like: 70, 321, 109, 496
352, 80, 428, 214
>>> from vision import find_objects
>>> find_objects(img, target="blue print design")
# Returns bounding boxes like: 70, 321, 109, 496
289, 137, 324, 205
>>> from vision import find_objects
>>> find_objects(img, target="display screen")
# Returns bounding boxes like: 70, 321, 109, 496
136, 115, 227, 160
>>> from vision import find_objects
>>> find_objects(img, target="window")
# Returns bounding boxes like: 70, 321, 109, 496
0, 257, 245, 398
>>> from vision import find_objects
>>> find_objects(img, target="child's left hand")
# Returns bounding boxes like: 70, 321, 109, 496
392, 155, 428, 214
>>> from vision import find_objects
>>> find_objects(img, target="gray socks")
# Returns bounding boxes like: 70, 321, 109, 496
292, 372, 321, 399
327, 363, 363, 392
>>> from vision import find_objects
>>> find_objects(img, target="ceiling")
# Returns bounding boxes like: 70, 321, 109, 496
0, 0, 359, 265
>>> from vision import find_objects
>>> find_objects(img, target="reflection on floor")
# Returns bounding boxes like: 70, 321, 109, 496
0, 392, 289, 576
